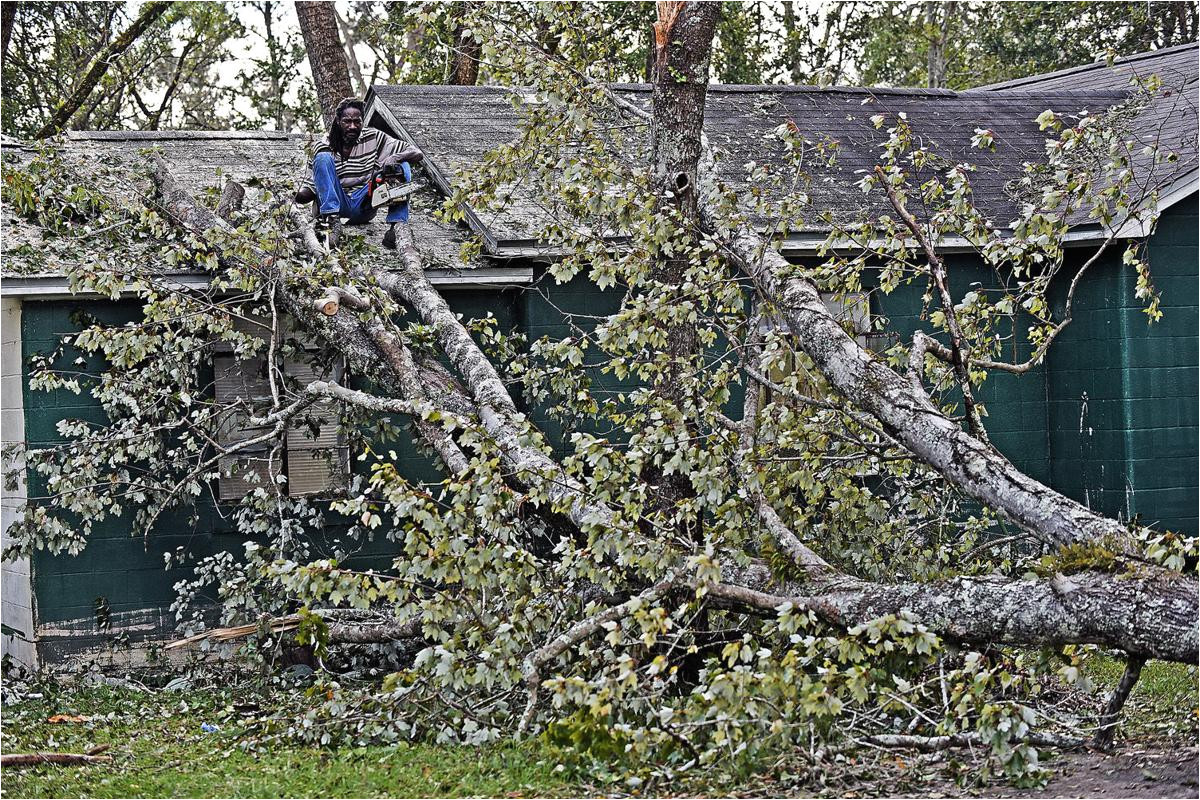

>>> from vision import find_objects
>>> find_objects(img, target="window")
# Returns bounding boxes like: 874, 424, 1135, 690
212, 317, 348, 501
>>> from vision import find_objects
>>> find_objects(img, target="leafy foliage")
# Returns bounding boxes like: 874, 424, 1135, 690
2, 2, 1197, 788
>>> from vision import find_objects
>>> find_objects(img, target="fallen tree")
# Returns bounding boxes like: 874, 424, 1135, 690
4, 0, 1196, 785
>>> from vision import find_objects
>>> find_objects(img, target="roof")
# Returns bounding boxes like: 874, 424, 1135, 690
369, 46, 1198, 256
978, 41, 1199, 217
977, 41, 1199, 92
2, 131, 529, 296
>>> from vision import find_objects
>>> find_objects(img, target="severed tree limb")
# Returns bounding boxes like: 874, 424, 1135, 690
215, 179, 245, 223
706, 565, 1198, 664
312, 286, 370, 316
1093, 654, 1146, 750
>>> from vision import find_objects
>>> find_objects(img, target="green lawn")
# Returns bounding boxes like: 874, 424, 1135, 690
2, 657, 1194, 798
0, 685, 571, 798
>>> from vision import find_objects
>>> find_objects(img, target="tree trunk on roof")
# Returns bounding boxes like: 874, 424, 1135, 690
144, 153, 1200, 670
296, 1, 355, 126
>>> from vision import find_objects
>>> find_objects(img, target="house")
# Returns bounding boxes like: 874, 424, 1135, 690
2, 44, 1196, 669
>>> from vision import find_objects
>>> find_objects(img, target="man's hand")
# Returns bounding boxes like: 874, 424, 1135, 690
295, 187, 316, 204
339, 175, 369, 190
381, 145, 424, 169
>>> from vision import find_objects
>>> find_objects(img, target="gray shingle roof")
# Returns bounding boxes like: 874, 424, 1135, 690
1, 131, 483, 284
372, 69, 1195, 254
977, 42, 1198, 210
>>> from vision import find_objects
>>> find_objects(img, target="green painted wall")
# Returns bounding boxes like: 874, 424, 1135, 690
21, 288, 522, 645
18, 197, 1199, 650
1044, 195, 1198, 533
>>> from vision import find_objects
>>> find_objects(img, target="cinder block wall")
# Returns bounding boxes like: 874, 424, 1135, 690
1046, 195, 1198, 534
1120, 195, 1198, 533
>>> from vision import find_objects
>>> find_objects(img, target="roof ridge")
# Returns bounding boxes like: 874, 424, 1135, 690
978, 40, 1199, 90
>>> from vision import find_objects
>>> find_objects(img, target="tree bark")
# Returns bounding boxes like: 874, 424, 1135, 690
296, 1, 355, 127
448, 1, 481, 86
1, 2, 16, 67
642, 1, 721, 528
33, 1, 173, 139
713, 563, 1198, 664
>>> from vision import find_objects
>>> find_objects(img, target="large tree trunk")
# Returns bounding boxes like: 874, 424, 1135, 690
142, 144, 1199, 668
296, 1, 355, 126
717, 563, 1198, 664
643, 1, 722, 528
33, 1, 172, 139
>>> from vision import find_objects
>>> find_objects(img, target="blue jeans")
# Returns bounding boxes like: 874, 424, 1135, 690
312, 152, 409, 224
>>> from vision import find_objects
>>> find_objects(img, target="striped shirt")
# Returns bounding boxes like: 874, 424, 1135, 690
301, 127, 407, 191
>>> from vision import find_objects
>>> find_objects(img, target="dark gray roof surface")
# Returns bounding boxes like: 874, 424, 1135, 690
978, 42, 1198, 209
372, 82, 1161, 249
978, 41, 1198, 92
1, 131, 477, 281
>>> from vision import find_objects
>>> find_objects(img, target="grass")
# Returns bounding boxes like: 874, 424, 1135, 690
2, 656, 1194, 798
1084, 654, 1199, 740
0, 684, 572, 798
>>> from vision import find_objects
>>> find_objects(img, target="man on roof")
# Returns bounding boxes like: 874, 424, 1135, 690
294, 97, 424, 250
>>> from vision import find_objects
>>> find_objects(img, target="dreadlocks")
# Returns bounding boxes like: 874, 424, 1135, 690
328, 97, 366, 152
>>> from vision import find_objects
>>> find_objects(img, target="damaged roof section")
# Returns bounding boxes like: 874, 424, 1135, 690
2, 131, 521, 297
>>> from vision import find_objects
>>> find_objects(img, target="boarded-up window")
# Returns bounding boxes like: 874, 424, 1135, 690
282, 358, 349, 496
213, 317, 348, 500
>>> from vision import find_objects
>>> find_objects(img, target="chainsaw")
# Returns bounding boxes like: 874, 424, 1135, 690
370, 161, 421, 209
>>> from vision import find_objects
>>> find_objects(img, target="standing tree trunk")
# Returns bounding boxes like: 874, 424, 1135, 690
296, 1, 354, 127
448, 1, 481, 86
1, 2, 16, 67
644, 1, 722, 530
33, 1, 173, 138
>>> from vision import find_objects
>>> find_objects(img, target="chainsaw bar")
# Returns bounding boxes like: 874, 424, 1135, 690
371, 179, 421, 209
